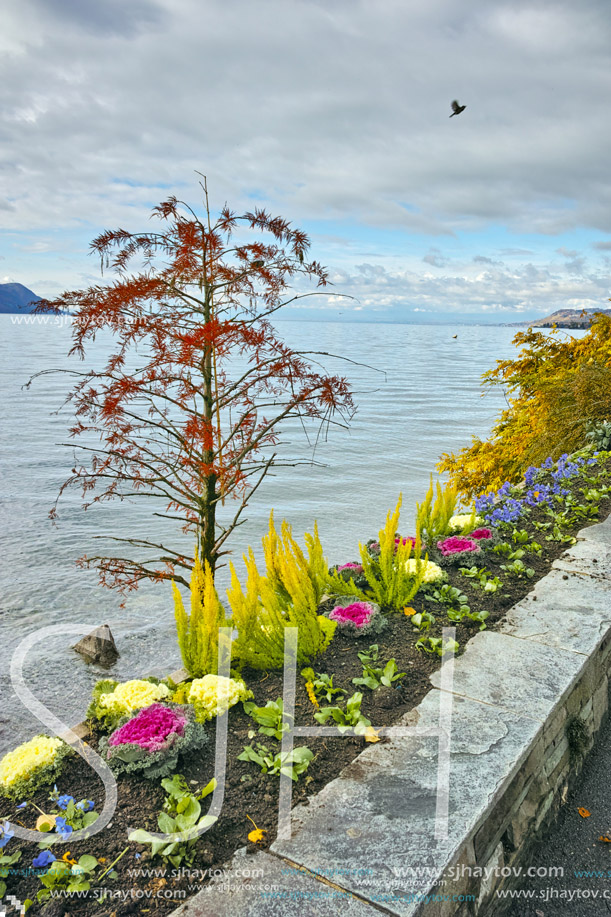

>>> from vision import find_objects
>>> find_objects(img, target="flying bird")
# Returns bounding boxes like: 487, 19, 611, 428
449, 100, 466, 118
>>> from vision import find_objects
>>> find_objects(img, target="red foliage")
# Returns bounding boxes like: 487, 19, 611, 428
34, 185, 354, 591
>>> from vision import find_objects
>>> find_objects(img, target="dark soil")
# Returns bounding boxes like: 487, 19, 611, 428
2, 458, 611, 917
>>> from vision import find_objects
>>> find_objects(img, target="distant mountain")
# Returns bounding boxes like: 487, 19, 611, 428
0, 283, 41, 314
506, 307, 611, 329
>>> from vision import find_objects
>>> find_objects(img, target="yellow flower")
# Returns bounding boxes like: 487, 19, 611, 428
99, 680, 170, 716
186, 675, 253, 722
246, 814, 266, 844
304, 682, 319, 708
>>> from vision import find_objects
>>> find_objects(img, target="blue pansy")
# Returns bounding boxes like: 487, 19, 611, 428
57, 795, 75, 810
55, 816, 73, 840
0, 820, 14, 849
33, 850, 56, 868
76, 799, 95, 812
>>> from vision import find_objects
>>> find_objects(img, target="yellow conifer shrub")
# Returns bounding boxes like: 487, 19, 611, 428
173, 551, 230, 677
228, 514, 335, 669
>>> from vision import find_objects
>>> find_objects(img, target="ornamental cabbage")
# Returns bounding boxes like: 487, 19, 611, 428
88, 678, 171, 730
186, 675, 253, 723
402, 558, 444, 583
0, 735, 72, 800
99, 703, 207, 779
448, 514, 482, 533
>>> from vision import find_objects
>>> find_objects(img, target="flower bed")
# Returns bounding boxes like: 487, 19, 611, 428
1, 447, 610, 916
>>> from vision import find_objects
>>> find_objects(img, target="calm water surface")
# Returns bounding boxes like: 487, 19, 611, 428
0, 316, 529, 751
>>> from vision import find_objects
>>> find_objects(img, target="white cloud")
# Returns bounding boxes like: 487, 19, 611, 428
1, 0, 611, 314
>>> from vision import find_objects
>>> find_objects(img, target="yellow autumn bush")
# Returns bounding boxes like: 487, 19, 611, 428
438, 312, 611, 498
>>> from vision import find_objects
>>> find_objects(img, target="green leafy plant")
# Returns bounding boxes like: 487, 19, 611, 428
128, 774, 217, 867
300, 668, 346, 704
313, 692, 371, 735
500, 559, 535, 578
352, 650, 405, 690
35, 855, 100, 903
415, 636, 460, 657
237, 744, 314, 781
491, 543, 525, 561
458, 566, 503, 593
446, 607, 489, 630
410, 610, 436, 633
424, 583, 470, 607
243, 698, 292, 741
0, 837, 21, 900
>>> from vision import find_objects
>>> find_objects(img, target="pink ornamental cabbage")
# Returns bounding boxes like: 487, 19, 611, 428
329, 602, 374, 628
396, 535, 418, 548
369, 536, 418, 554
470, 528, 492, 540
108, 703, 187, 753
437, 536, 481, 557
337, 562, 364, 573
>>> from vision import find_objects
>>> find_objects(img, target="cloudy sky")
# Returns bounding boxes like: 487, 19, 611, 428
2, 0, 611, 322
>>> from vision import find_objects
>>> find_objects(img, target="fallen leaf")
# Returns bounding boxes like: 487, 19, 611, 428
364, 727, 381, 743
578, 807, 591, 818
403, 607, 417, 617
35, 814, 56, 831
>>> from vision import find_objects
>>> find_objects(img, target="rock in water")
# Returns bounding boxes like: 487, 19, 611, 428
72, 624, 119, 665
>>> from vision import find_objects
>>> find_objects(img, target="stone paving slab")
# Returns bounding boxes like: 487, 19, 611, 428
168, 847, 380, 917
575, 515, 611, 546
428, 631, 586, 721
552, 537, 611, 579
270, 691, 542, 917
500, 567, 611, 655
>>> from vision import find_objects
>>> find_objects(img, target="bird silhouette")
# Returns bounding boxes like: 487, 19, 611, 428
450, 100, 466, 117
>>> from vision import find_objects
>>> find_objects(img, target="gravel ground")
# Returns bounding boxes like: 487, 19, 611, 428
498, 685, 611, 916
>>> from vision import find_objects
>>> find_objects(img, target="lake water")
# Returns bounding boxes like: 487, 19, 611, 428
0, 315, 535, 752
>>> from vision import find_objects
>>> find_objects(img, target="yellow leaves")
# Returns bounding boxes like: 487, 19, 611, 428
578, 807, 591, 818
403, 607, 416, 617
246, 814, 267, 844
364, 727, 381, 743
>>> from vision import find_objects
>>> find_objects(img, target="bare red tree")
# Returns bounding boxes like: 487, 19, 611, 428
31, 180, 355, 591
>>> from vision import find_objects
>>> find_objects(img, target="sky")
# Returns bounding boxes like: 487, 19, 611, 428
2, 0, 611, 323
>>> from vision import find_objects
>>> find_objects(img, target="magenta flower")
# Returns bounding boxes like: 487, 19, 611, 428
337, 562, 364, 573
437, 536, 481, 556
470, 528, 492, 540
108, 703, 187, 753
329, 602, 375, 628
